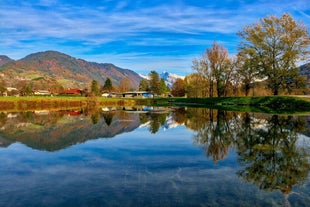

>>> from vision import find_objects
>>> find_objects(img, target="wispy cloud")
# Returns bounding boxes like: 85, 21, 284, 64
0, 2, 259, 43
1, 0, 309, 74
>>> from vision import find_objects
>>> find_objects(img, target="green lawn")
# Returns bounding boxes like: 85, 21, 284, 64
151, 96, 310, 114
0, 95, 310, 114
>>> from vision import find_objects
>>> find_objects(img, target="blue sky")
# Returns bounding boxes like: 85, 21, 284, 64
1, 0, 310, 75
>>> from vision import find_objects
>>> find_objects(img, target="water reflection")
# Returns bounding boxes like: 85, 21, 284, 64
0, 108, 141, 151
236, 114, 309, 195
0, 107, 309, 204
185, 109, 309, 195
191, 110, 234, 162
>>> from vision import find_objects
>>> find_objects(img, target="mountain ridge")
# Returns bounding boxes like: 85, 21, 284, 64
0, 51, 142, 90
300, 62, 310, 87
0, 55, 14, 67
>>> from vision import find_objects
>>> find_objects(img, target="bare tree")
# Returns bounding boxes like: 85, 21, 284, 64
193, 41, 233, 97
118, 78, 132, 92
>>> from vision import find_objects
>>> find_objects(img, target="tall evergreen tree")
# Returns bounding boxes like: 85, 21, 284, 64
139, 79, 149, 91
102, 78, 113, 92
149, 71, 160, 95
159, 78, 168, 95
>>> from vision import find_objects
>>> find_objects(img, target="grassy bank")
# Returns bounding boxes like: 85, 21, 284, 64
0, 96, 151, 112
152, 96, 310, 114
0, 96, 309, 114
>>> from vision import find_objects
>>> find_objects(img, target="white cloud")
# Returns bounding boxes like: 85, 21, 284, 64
1, 0, 310, 74
0, 3, 250, 44
2, 1, 308, 45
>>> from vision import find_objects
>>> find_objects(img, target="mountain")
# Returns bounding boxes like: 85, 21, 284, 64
300, 62, 310, 76
0, 110, 141, 151
300, 62, 310, 87
0, 51, 142, 90
0, 55, 14, 67
139, 71, 184, 88
160, 71, 184, 88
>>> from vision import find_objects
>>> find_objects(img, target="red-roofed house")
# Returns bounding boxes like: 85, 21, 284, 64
60, 88, 82, 95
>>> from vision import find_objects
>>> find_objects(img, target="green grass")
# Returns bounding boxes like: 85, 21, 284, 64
1, 96, 310, 114
151, 96, 310, 114
0, 96, 142, 111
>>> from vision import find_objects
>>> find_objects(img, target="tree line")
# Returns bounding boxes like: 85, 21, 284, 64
88, 77, 136, 96
172, 13, 310, 97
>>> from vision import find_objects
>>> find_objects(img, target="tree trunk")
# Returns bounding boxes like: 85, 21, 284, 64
245, 84, 250, 96
209, 80, 213, 97
273, 86, 279, 96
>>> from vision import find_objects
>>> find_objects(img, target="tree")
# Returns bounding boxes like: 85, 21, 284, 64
148, 113, 167, 134
149, 71, 160, 95
159, 78, 168, 96
184, 73, 208, 98
118, 78, 132, 92
236, 50, 260, 96
139, 79, 149, 91
171, 78, 185, 97
192, 53, 213, 97
206, 41, 231, 97
103, 112, 114, 126
0, 81, 7, 96
286, 75, 307, 94
24, 85, 33, 96
193, 41, 232, 97
19, 85, 33, 96
102, 78, 113, 92
91, 80, 100, 96
238, 13, 310, 95
237, 115, 309, 195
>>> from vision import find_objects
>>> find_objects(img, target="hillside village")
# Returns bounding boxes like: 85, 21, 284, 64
0, 51, 186, 97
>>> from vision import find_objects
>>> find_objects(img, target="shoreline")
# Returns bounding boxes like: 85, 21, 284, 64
0, 96, 310, 114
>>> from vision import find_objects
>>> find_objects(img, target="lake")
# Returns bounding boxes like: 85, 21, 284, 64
0, 107, 309, 207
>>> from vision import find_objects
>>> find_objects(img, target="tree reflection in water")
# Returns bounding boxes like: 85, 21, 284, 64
0, 107, 308, 203
188, 109, 235, 163
187, 109, 309, 203
236, 114, 309, 195
102, 112, 114, 126
148, 113, 167, 134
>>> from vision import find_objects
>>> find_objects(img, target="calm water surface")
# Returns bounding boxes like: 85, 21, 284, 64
0, 107, 309, 207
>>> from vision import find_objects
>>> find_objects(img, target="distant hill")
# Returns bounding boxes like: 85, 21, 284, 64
300, 62, 310, 76
0, 55, 14, 67
0, 51, 142, 90
300, 62, 310, 87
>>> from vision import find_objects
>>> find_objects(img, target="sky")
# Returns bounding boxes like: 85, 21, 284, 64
1, 0, 310, 75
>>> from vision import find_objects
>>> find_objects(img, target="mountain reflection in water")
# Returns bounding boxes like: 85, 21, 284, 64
0, 107, 309, 206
